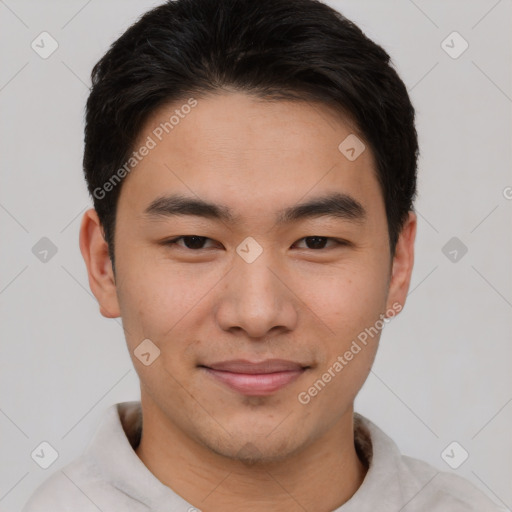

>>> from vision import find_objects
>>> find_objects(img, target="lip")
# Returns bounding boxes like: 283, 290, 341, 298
200, 359, 308, 396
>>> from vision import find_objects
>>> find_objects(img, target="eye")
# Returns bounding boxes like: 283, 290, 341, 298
164, 235, 219, 250
163, 235, 349, 251
293, 236, 348, 250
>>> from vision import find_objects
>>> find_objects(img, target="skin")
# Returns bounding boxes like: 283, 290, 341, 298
79, 91, 416, 511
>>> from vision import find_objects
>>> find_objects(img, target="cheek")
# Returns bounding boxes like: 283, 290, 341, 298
302, 275, 385, 403
116, 268, 200, 394
116, 257, 192, 334
305, 268, 388, 387
316, 265, 389, 329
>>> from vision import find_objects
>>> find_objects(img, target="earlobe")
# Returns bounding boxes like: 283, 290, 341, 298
79, 208, 121, 319
385, 211, 417, 314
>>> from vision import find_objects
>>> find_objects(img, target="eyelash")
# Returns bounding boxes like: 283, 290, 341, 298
163, 235, 349, 251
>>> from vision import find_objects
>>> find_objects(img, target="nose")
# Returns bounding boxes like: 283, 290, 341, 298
214, 247, 299, 340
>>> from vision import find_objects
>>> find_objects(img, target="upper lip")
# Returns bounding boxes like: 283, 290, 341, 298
201, 359, 307, 374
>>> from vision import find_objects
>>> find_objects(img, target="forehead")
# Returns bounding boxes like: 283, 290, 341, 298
117, 92, 383, 222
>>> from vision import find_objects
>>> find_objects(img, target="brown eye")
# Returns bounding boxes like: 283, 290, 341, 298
165, 236, 217, 250
293, 237, 345, 250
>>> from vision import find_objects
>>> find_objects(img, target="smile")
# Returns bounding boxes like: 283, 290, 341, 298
199, 359, 309, 396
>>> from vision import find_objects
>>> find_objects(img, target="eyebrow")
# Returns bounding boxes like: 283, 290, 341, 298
143, 192, 366, 225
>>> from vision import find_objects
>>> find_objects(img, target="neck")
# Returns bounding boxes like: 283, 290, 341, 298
135, 394, 367, 512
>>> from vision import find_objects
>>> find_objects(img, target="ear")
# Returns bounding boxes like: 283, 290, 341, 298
79, 208, 121, 318
385, 211, 417, 314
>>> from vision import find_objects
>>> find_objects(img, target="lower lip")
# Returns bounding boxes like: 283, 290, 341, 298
202, 368, 305, 396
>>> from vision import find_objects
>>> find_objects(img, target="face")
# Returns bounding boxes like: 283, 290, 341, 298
80, 92, 415, 463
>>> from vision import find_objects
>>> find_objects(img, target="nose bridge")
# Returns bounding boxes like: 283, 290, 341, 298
234, 242, 282, 314
215, 240, 297, 338
237, 249, 278, 305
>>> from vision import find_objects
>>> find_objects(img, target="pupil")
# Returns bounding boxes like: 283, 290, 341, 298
184, 236, 205, 249
306, 236, 326, 249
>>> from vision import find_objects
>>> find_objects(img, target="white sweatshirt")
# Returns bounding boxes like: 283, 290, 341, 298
22, 401, 504, 511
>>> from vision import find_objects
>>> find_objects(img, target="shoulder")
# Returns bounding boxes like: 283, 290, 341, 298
22, 458, 104, 512
21, 456, 140, 512
22, 401, 152, 511
398, 454, 504, 511
354, 414, 504, 511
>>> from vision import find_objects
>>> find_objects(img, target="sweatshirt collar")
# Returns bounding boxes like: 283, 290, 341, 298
85, 401, 406, 511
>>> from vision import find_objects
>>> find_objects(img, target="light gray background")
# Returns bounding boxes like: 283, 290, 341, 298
1, 0, 511, 510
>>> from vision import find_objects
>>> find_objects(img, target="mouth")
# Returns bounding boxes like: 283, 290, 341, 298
198, 359, 310, 396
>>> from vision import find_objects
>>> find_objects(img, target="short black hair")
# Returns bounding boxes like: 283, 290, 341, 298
83, 0, 418, 273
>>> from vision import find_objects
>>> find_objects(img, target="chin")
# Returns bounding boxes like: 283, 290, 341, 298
197, 423, 308, 466
212, 439, 298, 466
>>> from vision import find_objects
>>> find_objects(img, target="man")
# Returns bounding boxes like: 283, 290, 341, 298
23, 0, 502, 510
